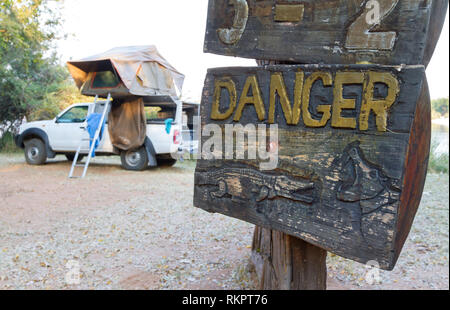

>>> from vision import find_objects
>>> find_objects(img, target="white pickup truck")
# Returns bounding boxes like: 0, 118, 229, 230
15, 97, 184, 171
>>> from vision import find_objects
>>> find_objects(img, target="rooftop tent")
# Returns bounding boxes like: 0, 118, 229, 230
67, 46, 186, 152
67, 46, 185, 98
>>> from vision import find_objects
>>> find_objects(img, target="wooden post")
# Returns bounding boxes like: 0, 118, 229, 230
251, 226, 327, 290
249, 59, 327, 290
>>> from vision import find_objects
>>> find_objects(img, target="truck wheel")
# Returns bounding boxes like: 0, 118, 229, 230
120, 146, 148, 171
66, 154, 84, 162
24, 138, 47, 165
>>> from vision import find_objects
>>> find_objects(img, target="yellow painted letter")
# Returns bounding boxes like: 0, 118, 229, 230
211, 77, 237, 120
292, 71, 304, 125
302, 72, 333, 128
332, 72, 365, 129
360, 71, 399, 132
234, 75, 265, 122
269, 73, 293, 124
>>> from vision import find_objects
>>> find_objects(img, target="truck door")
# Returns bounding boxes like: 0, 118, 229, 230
50, 105, 90, 152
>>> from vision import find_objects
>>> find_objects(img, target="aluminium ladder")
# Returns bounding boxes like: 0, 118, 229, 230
69, 93, 112, 179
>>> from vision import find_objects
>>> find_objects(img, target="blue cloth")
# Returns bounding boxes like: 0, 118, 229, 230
86, 113, 105, 158
165, 118, 174, 134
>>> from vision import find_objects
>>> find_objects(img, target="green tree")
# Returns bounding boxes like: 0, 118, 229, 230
0, 0, 66, 133
432, 97, 449, 118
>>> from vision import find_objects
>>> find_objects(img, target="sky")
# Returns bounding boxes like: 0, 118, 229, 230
57, 0, 449, 102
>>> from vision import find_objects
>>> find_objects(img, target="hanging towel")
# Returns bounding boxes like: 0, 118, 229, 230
87, 113, 105, 157
165, 118, 174, 134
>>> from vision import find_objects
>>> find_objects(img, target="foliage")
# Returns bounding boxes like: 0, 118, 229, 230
429, 142, 449, 174
28, 83, 93, 121
431, 97, 449, 119
0, 131, 19, 153
0, 0, 67, 133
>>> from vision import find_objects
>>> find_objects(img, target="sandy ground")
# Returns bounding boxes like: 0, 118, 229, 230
0, 154, 448, 290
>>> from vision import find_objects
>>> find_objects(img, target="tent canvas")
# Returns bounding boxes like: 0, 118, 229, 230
67, 46, 185, 98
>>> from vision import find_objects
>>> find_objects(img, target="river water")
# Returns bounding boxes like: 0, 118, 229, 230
432, 121, 449, 156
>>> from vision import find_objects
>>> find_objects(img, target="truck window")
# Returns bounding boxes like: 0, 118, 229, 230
145, 106, 176, 123
57, 106, 89, 123
92, 70, 120, 88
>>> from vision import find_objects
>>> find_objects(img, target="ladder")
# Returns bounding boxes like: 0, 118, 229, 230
69, 94, 112, 179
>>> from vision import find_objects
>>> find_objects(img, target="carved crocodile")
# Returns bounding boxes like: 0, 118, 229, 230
196, 168, 315, 204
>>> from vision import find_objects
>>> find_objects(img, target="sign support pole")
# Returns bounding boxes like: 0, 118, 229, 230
249, 60, 327, 290
251, 226, 327, 290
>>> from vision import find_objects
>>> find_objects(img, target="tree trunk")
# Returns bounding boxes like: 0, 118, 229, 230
251, 226, 327, 290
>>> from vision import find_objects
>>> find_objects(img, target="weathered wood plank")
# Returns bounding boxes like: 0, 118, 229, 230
194, 64, 430, 270
204, 0, 448, 66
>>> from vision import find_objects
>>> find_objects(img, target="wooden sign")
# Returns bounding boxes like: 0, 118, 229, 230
194, 64, 431, 270
204, 0, 448, 66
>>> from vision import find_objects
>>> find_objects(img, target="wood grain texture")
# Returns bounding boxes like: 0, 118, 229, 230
251, 226, 327, 290
204, 0, 448, 66
393, 78, 431, 266
194, 64, 430, 270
